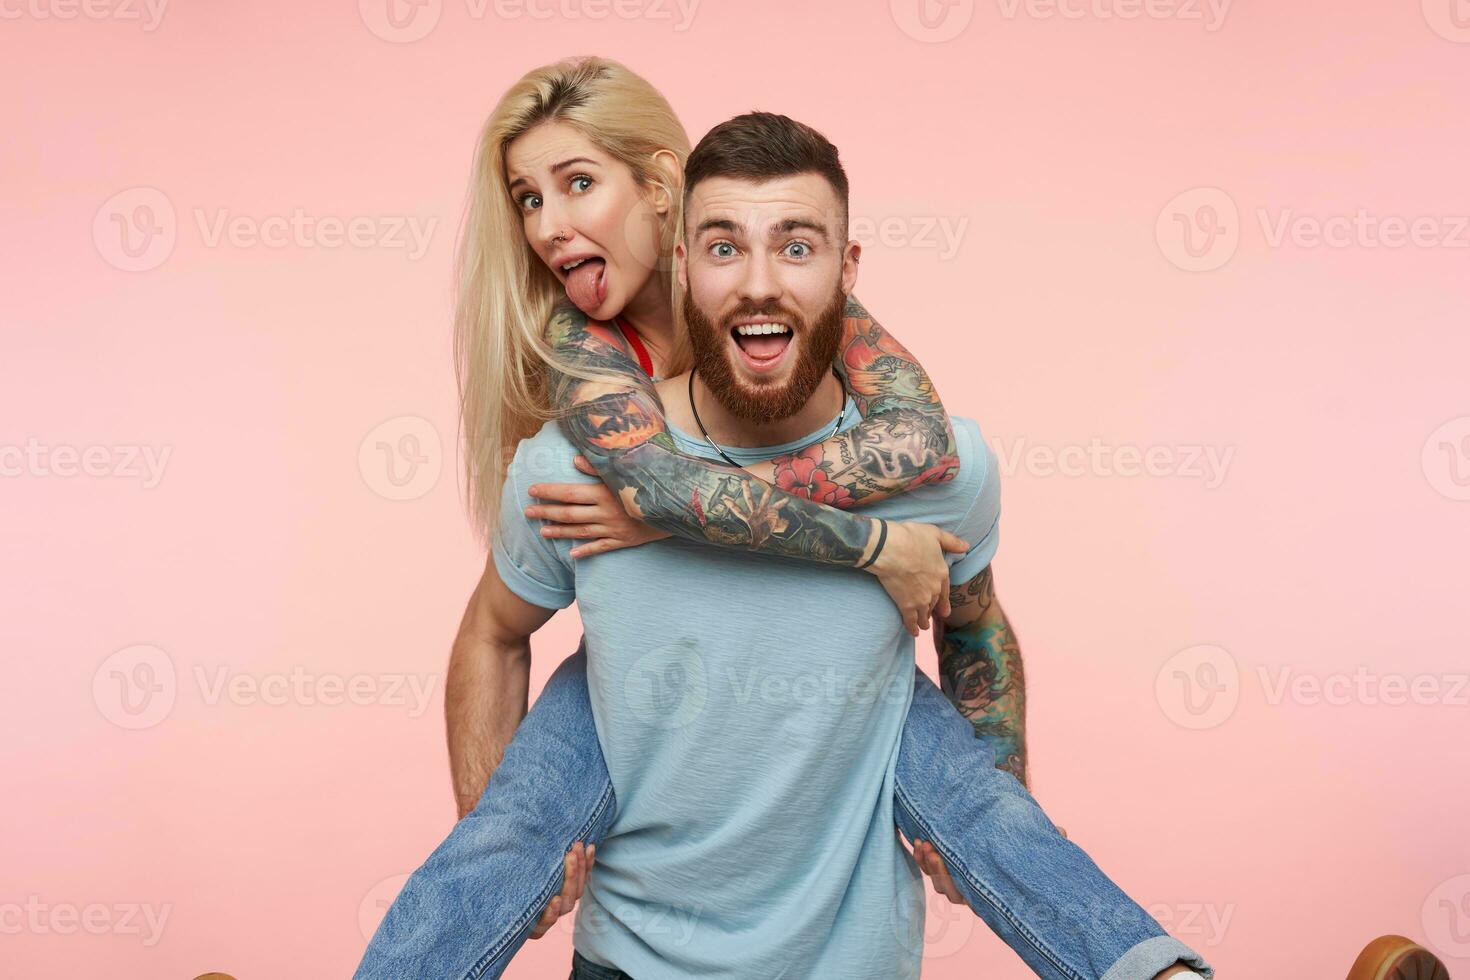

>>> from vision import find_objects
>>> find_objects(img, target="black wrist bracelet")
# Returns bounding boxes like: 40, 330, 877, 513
858, 518, 887, 569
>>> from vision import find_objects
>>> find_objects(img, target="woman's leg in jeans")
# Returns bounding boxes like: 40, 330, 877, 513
892, 667, 1214, 980
355, 644, 614, 980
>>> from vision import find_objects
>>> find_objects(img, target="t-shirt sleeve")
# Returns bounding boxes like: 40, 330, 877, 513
947, 421, 1001, 585
492, 445, 576, 611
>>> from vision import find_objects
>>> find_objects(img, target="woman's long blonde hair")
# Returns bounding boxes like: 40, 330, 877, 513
453, 56, 692, 548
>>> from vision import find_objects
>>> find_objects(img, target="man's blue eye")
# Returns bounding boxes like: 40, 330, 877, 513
712, 243, 736, 258
786, 242, 810, 258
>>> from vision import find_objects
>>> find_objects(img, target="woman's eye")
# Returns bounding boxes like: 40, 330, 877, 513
519, 193, 542, 212
784, 241, 811, 259
570, 176, 593, 193
711, 242, 737, 259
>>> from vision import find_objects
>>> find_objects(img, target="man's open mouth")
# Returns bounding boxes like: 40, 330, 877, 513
729, 321, 793, 373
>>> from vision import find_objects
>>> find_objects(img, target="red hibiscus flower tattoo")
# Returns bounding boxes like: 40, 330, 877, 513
774, 445, 856, 508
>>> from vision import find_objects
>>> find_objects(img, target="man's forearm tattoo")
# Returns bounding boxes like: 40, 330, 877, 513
937, 568, 1029, 786
770, 296, 960, 509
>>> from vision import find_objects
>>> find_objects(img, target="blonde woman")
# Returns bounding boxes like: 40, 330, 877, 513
356, 59, 1212, 980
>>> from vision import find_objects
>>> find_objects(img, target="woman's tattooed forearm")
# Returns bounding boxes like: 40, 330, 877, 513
547, 304, 874, 565
603, 442, 872, 562
937, 568, 1028, 785
767, 296, 959, 508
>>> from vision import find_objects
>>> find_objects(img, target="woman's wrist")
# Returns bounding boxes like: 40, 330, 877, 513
857, 517, 888, 572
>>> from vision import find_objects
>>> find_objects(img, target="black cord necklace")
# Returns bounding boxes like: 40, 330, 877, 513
687, 368, 847, 468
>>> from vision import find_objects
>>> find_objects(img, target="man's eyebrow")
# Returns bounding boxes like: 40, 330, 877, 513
693, 217, 742, 237
771, 218, 831, 241
507, 157, 599, 194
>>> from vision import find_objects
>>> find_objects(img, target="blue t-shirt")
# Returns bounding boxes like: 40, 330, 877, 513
494, 398, 1001, 980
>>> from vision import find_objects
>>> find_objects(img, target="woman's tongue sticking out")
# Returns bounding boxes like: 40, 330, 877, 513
564, 258, 608, 311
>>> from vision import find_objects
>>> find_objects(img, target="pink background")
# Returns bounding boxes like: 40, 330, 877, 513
3, 0, 1467, 976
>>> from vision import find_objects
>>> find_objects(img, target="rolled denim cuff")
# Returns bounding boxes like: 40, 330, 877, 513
1099, 934, 1214, 980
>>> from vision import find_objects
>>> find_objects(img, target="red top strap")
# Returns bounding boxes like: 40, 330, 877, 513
614, 316, 655, 378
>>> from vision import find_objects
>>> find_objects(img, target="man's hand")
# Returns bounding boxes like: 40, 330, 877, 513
528, 842, 596, 939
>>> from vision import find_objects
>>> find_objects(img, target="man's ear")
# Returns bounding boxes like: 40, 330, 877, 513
841, 239, 861, 296
650, 149, 682, 215
674, 239, 688, 291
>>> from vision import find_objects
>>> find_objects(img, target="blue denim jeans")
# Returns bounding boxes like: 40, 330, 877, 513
357, 646, 1212, 980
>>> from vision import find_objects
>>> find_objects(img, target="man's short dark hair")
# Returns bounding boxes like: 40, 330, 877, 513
683, 111, 849, 234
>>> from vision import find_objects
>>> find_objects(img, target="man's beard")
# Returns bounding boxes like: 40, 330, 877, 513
683, 284, 846, 423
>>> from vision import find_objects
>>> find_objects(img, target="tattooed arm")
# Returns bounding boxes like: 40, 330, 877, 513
549, 293, 958, 515
935, 565, 1028, 787
757, 295, 959, 507
547, 300, 874, 565
546, 298, 970, 632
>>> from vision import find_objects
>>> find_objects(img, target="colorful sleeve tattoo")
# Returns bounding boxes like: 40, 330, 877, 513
542, 294, 958, 563
763, 295, 959, 507
544, 300, 873, 566
934, 566, 1029, 786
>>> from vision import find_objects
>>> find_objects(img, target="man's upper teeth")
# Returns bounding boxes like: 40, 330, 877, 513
735, 323, 790, 336
562, 258, 591, 271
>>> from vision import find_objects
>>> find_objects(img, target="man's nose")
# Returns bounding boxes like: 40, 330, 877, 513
737, 251, 781, 307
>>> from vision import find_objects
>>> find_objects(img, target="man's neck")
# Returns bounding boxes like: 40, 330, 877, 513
681, 370, 846, 449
